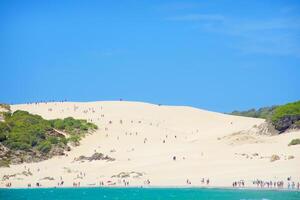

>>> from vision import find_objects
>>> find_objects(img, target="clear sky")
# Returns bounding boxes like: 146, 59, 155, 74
1, 0, 299, 112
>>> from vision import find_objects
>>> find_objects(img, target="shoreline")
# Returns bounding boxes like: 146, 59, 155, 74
1, 185, 299, 192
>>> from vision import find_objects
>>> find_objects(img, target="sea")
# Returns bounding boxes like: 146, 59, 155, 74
0, 187, 299, 200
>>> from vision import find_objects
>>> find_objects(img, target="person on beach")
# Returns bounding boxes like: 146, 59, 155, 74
144, 179, 150, 185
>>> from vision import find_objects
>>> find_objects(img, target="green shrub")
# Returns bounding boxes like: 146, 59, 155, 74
0, 121, 9, 132
50, 117, 97, 134
0, 110, 98, 155
68, 135, 80, 143
51, 119, 65, 129
8, 142, 31, 150
37, 141, 52, 153
230, 106, 277, 119
60, 137, 68, 145
0, 132, 6, 142
272, 101, 300, 123
288, 138, 300, 146
68, 135, 81, 146
48, 136, 59, 144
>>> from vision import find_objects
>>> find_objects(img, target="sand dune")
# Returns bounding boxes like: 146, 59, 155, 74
0, 101, 299, 188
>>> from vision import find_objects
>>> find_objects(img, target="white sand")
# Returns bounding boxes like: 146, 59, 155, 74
0, 101, 299, 188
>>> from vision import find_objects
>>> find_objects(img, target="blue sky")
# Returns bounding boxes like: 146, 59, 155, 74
0, 0, 299, 112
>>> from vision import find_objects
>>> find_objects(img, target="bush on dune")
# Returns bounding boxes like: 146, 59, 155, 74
271, 101, 300, 132
271, 101, 300, 123
230, 100, 300, 132
288, 138, 300, 146
50, 117, 97, 135
0, 110, 98, 155
37, 140, 52, 153
230, 106, 277, 119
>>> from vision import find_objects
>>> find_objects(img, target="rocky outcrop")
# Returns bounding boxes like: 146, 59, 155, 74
273, 115, 300, 132
0, 143, 71, 167
270, 154, 280, 162
111, 171, 144, 178
74, 152, 115, 162
255, 122, 279, 135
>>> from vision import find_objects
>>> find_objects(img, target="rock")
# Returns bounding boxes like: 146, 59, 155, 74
40, 177, 55, 181
89, 152, 105, 161
273, 115, 300, 132
111, 171, 144, 179
270, 154, 280, 162
49, 147, 65, 156
288, 155, 295, 160
74, 153, 115, 162
256, 122, 279, 135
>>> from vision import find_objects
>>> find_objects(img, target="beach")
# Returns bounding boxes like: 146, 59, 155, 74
0, 101, 299, 189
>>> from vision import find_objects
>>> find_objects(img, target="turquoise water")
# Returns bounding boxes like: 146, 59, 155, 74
0, 188, 299, 200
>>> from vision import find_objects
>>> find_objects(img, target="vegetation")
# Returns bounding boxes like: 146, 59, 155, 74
49, 117, 98, 135
0, 159, 10, 168
271, 101, 300, 123
230, 106, 277, 119
0, 110, 97, 158
288, 138, 300, 146
230, 100, 300, 132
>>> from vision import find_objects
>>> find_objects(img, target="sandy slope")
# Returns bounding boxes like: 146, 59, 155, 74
0, 101, 299, 188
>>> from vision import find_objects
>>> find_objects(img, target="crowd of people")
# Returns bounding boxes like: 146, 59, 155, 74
247, 178, 300, 190
232, 180, 245, 187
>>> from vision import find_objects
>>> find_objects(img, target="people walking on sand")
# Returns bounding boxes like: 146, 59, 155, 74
6, 182, 12, 188
206, 179, 210, 185
186, 179, 191, 185
144, 179, 150, 185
